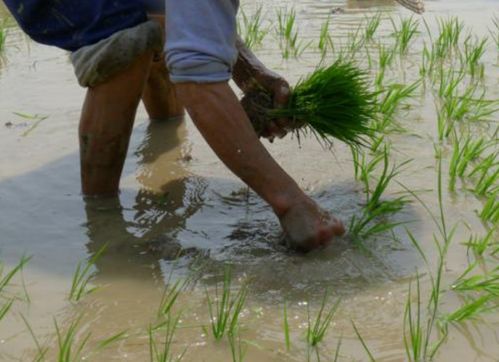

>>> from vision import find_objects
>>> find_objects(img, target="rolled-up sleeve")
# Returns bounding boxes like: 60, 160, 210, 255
164, 0, 240, 83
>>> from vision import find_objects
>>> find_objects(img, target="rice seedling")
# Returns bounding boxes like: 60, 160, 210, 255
376, 80, 420, 133
228, 332, 247, 362
479, 192, 499, 224
275, 7, 309, 59
469, 153, 499, 196
149, 314, 185, 362
375, 44, 395, 88
54, 316, 92, 362
351, 321, 376, 362
205, 267, 248, 341
157, 279, 187, 318
448, 134, 489, 191
283, 301, 291, 351
0, 20, 6, 54
441, 295, 498, 326
434, 17, 465, 60
364, 13, 382, 42
237, 5, 269, 49
462, 36, 487, 78
452, 264, 499, 296
306, 291, 340, 347
69, 245, 106, 302
318, 16, 334, 59
391, 17, 420, 55
402, 161, 458, 362
489, 16, 499, 51
242, 58, 376, 147
463, 229, 497, 257
349, 148, 411, 241
0, 256, 31, 322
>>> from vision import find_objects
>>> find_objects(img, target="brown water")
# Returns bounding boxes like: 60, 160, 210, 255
0, 1, 498, 361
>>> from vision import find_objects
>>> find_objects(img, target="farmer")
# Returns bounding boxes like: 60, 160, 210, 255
2, 0, 345, 251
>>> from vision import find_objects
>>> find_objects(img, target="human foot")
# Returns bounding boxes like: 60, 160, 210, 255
278, 198, 345, 252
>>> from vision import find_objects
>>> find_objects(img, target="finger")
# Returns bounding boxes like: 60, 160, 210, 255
273, 83, 291, 109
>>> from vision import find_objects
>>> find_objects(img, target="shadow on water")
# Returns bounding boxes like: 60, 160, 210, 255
0, 112, 422, 304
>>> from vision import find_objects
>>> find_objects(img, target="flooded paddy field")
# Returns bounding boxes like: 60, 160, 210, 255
0, 0, 498, 361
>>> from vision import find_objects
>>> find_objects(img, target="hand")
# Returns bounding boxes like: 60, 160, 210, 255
253, 70, 292, 141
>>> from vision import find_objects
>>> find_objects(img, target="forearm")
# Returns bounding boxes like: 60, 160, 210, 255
175, 81, 302, 215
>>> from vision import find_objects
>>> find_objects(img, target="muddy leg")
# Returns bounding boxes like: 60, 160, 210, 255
142, 14, 184, 121
142, 53, 184, 121
79, 52, 154, 197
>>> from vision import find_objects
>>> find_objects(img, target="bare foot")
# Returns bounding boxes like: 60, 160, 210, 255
278, 198, 345, 252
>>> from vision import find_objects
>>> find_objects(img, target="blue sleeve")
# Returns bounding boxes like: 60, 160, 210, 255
164, 0, 240, 83
2, 0, 147, 51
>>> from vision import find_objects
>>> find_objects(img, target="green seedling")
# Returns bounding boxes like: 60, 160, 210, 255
375, 44, 395, 89
402, 160, 459, 362
318, 16, 334, 58
377, 81, 420, 131
242, 58, 376, 147
352, 321, 376, 362
391, 17, 420, 54
0, 20, 6, 54
149, 314, 185, 362
69, 245, 106, 302
306, 291, 340, 347
283, 301, 291, 351
205, 267, 248, 341
0, 256, 31, 322
463, 230, 497, 257
462, 36, 487, 78
469, 152, 499, 196
349, 148, 411, 241
55, 316, 91, 362
275, 7, 310, 59
434, 17, 465, 59
479, 192, 499, 225
448, 134, 489, 191
364, 13, 382, 42
489, 16, 499, 50
228, 332, 247, 362
441, 295, 497, 327
238, 5, 269, 49
452, 264, 499, 296
157, 279, 187, 318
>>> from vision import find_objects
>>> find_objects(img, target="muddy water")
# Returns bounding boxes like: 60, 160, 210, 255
0, 0, 498, 361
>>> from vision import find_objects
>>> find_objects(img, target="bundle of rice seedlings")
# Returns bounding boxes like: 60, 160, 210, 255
241, 59, 377, 147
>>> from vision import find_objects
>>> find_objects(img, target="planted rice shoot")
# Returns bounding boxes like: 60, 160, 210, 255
441, 295, 498, 325
55, 316, 91, 362
0, 20, 6, 54
283, 301, 291, 351
318, 16, 334, 58
469, 152, 499, 196
69, 245, 106, 302
228, 331, 247, 362
364, 13, 382, 42
352, 321, 376, 362
462, 36, 487, 78
349, 148, 411, 241
238, 5, 268, 49
0, 256, 31, 322
391, 16, 420, 55
375, 44, 395, 88
275, 7, 309, 59
376, 80, 420, 132
149, 314, 185, 362
242, 59, 376, 147
306, 291, 340, 347
463, 229, 497, 257
479, 192, 499, 225
205, 267, 248, 341
448, 134, 490, 191
452, 263, 499, 296
157, 278, 187, 318
490, 16, 499, 50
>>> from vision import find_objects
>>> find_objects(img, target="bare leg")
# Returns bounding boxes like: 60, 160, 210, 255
79, 52, 153, 197
142, 14, 184, 121
176, 82, 345, 251
142, 53, 184, 121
